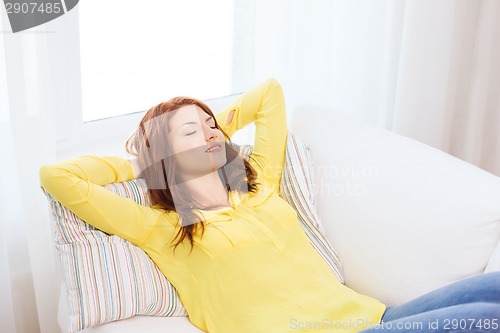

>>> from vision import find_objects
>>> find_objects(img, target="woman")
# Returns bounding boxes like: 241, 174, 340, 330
40, 79, 500, 333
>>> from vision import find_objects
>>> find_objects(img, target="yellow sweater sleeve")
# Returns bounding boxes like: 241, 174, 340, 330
215, 78, 288, 194
39, 155, 167, 246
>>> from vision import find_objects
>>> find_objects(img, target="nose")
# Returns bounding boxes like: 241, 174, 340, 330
203, 125, 218, 142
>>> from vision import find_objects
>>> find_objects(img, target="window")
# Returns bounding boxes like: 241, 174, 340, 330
55, 1, 255, 158
79, 0, 255, 122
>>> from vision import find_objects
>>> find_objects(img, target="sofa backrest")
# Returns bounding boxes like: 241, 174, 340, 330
289, 109, 500, 305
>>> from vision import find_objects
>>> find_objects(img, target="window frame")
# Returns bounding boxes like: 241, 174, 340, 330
55, 2, 256, 160
55, 93, 254, 160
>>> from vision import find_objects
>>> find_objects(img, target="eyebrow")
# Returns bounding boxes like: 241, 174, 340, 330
177, 116, 214, 130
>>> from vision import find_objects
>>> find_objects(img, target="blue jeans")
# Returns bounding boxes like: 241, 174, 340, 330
359, 272, 500, 333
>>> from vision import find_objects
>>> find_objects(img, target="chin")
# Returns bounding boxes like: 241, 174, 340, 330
212, 154, 227, 171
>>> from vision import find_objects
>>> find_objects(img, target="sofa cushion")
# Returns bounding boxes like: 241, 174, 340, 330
290, 111, 500, 306
46, 181, 187, 333
279, 133, 344, 283
80, 316, 204, 333
486, 240, 500, 273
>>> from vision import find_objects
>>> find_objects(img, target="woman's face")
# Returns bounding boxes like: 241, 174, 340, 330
167, 105, 227, 181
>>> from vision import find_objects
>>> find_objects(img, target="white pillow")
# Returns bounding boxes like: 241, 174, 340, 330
290, 111, 500, 306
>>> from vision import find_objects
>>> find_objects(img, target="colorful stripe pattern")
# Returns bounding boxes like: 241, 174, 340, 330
45, 180, 187, 333
233, 135, 345, 284
279, 134, 345, 283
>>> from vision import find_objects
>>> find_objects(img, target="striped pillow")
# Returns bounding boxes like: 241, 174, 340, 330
45, 180, 187, 333
235, 134, 345, 283
279, 133, 345, 283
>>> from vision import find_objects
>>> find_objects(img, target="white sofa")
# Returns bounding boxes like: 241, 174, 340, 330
57, 112, 500, 333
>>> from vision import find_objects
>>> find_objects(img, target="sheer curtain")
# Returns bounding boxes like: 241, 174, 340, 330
0, 7, 77, 333
253, 0, 500, 177
392, 0, 500, 176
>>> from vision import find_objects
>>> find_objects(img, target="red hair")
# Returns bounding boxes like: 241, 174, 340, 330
126, 97, 258, 251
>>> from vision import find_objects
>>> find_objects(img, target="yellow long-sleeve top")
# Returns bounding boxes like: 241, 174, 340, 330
40, 79, 386, 333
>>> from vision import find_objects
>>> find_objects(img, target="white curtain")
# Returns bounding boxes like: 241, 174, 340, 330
253, 0, 500, 177
0, 9, 65, 333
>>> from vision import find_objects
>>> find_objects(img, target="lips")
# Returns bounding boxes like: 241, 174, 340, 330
205, 143, 222, 153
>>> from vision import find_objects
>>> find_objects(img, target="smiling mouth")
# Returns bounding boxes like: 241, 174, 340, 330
205, 143, 222, 153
